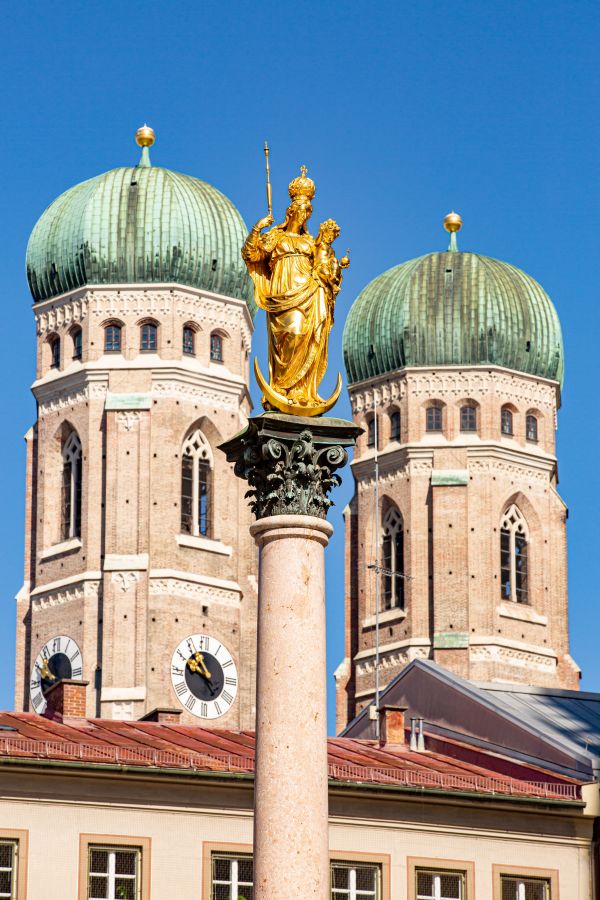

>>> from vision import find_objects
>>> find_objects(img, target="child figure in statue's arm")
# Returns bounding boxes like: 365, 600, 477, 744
314, 219, 343, 321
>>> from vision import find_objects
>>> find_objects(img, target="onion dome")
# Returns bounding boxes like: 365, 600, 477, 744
343, 214, 563, 386
26, 126, 255, 314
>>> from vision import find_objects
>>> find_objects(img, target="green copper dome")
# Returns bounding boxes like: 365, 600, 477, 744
343, 248, 563, 385
26, 143, 255, 313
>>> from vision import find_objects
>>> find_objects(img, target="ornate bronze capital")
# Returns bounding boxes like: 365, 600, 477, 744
219, 413, 361, 520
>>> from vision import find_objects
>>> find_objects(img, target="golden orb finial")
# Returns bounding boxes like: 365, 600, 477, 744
443, 210, 462, 233
135, 124, 155, 148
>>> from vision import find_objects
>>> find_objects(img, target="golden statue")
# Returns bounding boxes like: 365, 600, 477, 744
242, 155, 349, 416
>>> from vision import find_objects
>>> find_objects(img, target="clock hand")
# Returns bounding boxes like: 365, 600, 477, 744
187, 652, 212, 680
39, 658, 56, 682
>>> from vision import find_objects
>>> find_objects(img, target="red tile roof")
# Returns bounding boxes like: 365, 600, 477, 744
0, 712, 584, 802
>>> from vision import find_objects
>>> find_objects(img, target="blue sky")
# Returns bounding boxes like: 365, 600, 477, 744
0, 0, 598, 731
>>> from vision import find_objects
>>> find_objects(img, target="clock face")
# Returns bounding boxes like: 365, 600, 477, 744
171, 634, 238, 720
30, 635, 83, 715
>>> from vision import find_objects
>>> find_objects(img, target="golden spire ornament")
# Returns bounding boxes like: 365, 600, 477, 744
242, 155, 347, 417
135, 124, 155, 147
443, 210, 462, 251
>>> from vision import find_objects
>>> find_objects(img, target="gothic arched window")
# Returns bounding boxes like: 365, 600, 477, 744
49, 335, 60, 369
62, 432, 82, 540
390, 410, 401, 442
104, 322, 122, 352
426, 405, 442, 432
181, 429, 213, 538
367, 417, 376, 448
183, 325, 195, 356
500, 504, 529, 603
71, 327, 82, 361
381, 507, 405, 610
501, 406, 513, 435
140, 321, 158, 352
460, 404, 477, 432
210, 332, 223, 362
526, 413, 538, 442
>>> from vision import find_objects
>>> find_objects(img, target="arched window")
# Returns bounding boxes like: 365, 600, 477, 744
500, 504, 528, 603
181, 429, 213, 537
210, 332, 223, 362
367, 417, 376, 448
62, 432, 82, 540
183, 325, 195, 356
140, 321, 158, 352
104, 323, 122, 352
460, 404, 477, 432
526, 414, 538, 442
381, 507, 404, 610
390, 410, 401, 442
71, 327, 82, 361
426, 405, 442, 432
501, 406, 513, 436
49, 335, 60, 369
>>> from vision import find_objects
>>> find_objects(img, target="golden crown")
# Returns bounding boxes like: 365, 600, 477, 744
288, 165, 316, 202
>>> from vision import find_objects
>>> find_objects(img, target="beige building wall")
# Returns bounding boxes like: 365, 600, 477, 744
0, 770, 592, 898
337, 365, 580, 730
15, 283, 258, 727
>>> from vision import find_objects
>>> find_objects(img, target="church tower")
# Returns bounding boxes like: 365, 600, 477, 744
16, 127, 258, 726
336, 214, 580, 730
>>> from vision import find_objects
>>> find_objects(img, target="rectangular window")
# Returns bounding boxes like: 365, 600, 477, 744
382, 533, 392, 610
211, 854, 253, 900
331, 862, 380, 899
183, 327, 195, 355
198, 461, 210, 537
416, 868, 464, 899
140, 324, 157, 352
0, 841, 17, 900
210, 334, 223, 362
390, 411, 401, 441
367, 418, 376, 448
181, 454, 194, 535
500, 527, 511, 600
426, 407, 442, 432
460, 406, 477, 432
500, 876, 550, 899
105, 325, 121, 352
514, 533, 528, 603
87, 845, 140, 900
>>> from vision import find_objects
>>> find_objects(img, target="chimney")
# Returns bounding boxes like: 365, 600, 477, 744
43, 679, 88, 721
378, 705, 407, 746
139, 707, 183, 724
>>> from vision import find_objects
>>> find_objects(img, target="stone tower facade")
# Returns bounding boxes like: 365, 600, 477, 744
336, 234, 580, 730
15, 282, 257, 725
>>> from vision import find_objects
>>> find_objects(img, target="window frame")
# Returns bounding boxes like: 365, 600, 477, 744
49, 334, 61, 369
501, 407, 514, 436
0, 830, 27, 900
407, 858, 474, 900
181, 429, 213, 538
210, 331, 224, 363
389, 409, 401, 442
425, 405, 443, 433
492, 864, 557, 900
62, 431, 82, 541
500, 504, 529, 604
381, 506, 405, 611
459, 404, 477, 433
526, 413, 538, 442
104, 322, 122, 353
78, 834, 150, 900
367, 416, 376, 449
72, 326, 83, 361
183, 325, 196, 356
202, 844, 390, 900
140, 321, 158, 353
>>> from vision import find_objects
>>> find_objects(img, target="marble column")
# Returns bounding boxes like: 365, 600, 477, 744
220, 412, 360, 899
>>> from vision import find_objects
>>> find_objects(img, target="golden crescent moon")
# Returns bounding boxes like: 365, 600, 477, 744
254, 358, 342, 417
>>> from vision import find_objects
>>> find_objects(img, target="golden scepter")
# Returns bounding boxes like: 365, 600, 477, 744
264, 141, 272, 216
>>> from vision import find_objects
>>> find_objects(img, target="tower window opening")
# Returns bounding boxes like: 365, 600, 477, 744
500, 504, 529, 604
181, 429, 213, 538
460, 404, 477, 432
61, 431, 82, 541
140, 322, 158, 352
381, 507, 404, 610
390, 410, 401, 442
367, 417, 376, 448
104, 323, 122, 353
183, 326, 195, 356
426, 405, 442, 432
210, 332, 223, 362
526, 414, 538, 442
501, 407, 513, 436
72, 327, 82, 361
49, 335, 60, 369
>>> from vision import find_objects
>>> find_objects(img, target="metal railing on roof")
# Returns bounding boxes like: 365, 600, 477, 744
0, 737, 581, 800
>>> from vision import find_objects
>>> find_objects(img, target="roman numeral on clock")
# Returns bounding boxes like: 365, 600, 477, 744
72, 667, 82, 678
69, 651, 81, 663
214, 700, 222, 716
221, 691, 234, 706
185, 696, 196, 712
225, 676, 237, 686
31, 694, 43, 710
171, 666, 184, 676
222, 659, 234, 669
174, 682, 187, 697
200, 702, 208, 717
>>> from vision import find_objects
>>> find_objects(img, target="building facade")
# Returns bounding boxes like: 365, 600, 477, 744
336, 219, 580, 729
15, 129, 258, 727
